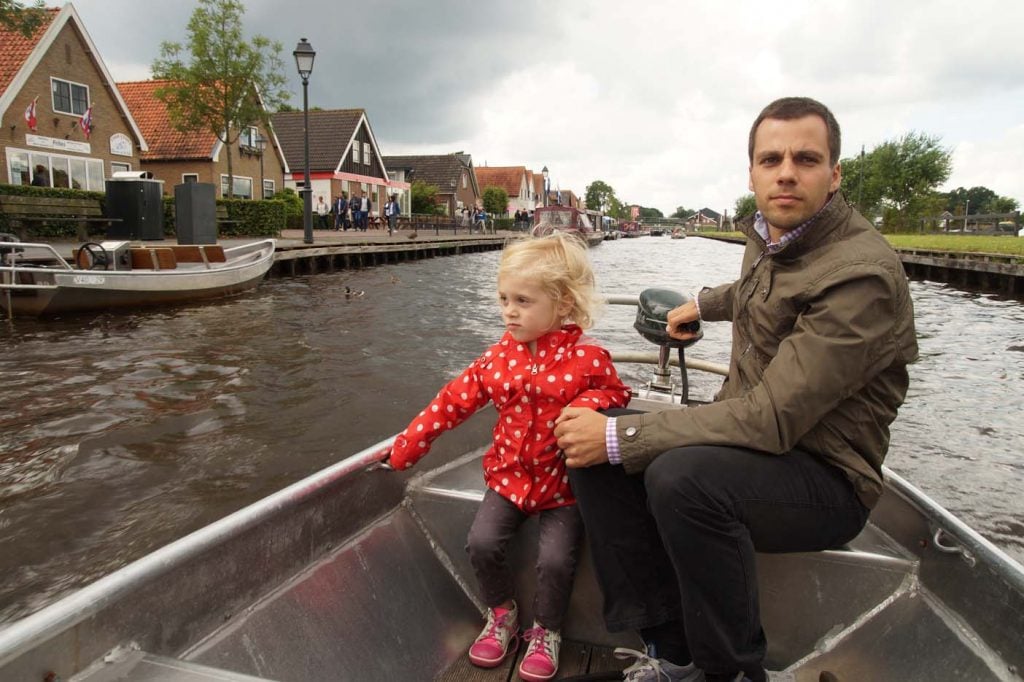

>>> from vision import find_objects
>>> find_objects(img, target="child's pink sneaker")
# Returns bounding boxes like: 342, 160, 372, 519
518, 623, 561, 681
468, 603, 519, 668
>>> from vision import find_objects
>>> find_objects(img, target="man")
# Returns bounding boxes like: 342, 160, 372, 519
333, 193, 348, 231
31, 164, 48, 187
386, 193, 400, 236
554, 97, 918, 682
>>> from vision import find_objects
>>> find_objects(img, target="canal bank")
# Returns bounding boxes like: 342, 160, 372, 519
698, 233, 1024, 298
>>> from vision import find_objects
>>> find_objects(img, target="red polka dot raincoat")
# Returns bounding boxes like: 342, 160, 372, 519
389, 325, 631, 512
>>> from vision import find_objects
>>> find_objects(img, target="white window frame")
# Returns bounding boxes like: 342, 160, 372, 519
239, 126, 259, 148
111, 162, 131, 175
50, 77, 90, 116
262, 179, 275, 199
5, 147, 104, 190
351, 143, 360, 163
182, 173, 199, 184
362, 141, 371, 165
220, 174, 254, 199
462, 172, 467, 189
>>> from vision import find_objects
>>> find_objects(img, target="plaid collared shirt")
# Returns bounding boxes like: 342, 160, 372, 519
753, 193, 836, 253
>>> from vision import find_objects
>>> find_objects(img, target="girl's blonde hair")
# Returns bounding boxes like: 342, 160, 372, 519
497, 233, 601, 329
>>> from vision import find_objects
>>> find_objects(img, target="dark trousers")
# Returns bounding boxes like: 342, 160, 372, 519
568, 431, 868, 679
466, 489, 584, 631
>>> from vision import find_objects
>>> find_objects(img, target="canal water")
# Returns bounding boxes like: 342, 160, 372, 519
1, 236, 1022, 625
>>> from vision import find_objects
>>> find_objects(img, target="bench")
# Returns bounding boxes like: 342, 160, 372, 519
0, 194, 122, 241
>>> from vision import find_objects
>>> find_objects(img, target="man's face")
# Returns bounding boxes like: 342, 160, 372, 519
748, 115, 841, 232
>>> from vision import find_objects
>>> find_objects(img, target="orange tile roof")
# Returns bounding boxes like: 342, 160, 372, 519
117, 80, 219, 161
0, 8, 58, 95
475, 166, 526, 197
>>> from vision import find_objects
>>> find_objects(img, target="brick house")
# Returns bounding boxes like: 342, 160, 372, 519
475, 166, 534, 216
381, 152, 479, 216
118, 80, 286, 199
271, 108, 409, 217
0, 5, 147, 190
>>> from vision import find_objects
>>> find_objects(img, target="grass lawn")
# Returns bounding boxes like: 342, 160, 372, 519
700, 232, 1024, 256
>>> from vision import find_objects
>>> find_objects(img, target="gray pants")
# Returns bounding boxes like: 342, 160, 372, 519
466, 489, 583, 630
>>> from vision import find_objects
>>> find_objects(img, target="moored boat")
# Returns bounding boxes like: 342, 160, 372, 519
0, 292, 1021, 681
531, 206, 604, 248
0, 238, 276, 317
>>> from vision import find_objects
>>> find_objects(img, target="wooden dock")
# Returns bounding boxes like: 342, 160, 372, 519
269, 231, 508, 277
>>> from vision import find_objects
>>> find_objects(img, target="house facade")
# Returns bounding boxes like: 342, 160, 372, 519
475, 166, 533, 216
272, 109, 409, 216
118, 80, 286, 199
0, 5, 147, 190
382, 152, 478, 216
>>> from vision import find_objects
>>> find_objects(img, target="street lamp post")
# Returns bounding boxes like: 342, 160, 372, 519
255, 132, 267, 199
293, 38, 316, 244
541, 166, 549, 208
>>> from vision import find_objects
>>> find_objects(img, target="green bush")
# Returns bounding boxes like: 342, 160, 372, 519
0, 184, 107, 238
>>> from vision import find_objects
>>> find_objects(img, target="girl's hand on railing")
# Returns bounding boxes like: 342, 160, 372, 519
368, 446, 394, 471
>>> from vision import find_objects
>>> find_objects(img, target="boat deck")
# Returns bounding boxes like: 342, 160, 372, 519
437, 642, 625, 681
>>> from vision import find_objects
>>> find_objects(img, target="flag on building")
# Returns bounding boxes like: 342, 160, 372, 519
24, 96, 38, 132
79, 104, 93, 139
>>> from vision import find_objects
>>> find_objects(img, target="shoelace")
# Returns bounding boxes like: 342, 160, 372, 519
615, 647, 670, 681
480, 610, 514, 644
523, 626, 556, 660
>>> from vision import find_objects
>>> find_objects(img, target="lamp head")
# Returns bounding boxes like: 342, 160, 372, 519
293, 38, 316, 80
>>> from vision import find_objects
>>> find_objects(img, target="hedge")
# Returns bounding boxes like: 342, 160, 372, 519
0, 184, 284, 239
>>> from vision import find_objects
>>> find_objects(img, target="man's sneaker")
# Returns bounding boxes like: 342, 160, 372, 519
467, 603, 519, 668
518, 623, 561, 681
616, 646, 704, 681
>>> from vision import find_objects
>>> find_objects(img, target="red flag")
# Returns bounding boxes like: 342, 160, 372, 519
79, 104, 92, 139
24, 96, 38, 132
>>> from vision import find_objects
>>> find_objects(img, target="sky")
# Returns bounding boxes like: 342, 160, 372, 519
69, 0, 1024, 216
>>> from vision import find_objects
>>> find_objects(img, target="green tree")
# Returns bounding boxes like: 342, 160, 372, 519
983, 195, 1020, 214
482, 186, 509, 216
410, 180, 444, 215
855, 132, 951, 231
0, 0, 45, 36
672, 206, 696, 219
151, 0, 288, 198
734, 193, 757, 219
638, 207, 664, 219
944, 186, 997, 214
585, 180, 618, 213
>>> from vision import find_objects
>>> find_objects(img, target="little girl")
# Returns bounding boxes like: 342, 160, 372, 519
381, 233, 630, 681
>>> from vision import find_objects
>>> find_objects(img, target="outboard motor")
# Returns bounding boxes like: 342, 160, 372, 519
633, 288, 703, 403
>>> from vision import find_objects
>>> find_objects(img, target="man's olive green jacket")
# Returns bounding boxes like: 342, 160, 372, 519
616, 193, 919, 508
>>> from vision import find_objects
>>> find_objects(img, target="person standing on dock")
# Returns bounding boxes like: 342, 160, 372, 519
379, 233, 631, 682
333, 193, 348, 231
386, 194, 400, 236
554, 96, 919, 682
315, 195, 329, 230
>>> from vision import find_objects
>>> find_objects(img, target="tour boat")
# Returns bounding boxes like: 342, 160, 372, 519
531, 206, 605, 248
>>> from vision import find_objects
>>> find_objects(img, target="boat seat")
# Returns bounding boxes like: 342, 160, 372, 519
169, 245, 226, 266
129, 247, 177, 270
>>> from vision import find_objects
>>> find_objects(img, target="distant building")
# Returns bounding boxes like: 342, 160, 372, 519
272, 108, 409, 216
118, 79, 286, 199
382, 153, 479, 216
476, 166, 532, 216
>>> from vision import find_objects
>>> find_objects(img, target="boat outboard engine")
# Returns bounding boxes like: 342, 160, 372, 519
633, 288, 703, 403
